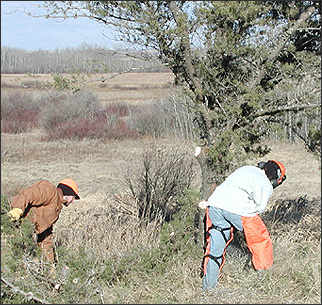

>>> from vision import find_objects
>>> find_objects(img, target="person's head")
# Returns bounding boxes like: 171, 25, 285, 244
258, 160, 286, 188
57, 178, 80, 206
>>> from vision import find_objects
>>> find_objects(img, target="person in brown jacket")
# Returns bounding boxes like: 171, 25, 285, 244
7, 178, 80, 268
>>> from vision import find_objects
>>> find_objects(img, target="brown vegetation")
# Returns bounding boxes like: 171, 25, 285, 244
1, 73, 320, 304
1, 72, 174, 106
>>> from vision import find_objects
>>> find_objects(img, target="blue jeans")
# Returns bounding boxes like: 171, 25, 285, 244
202, 206, 243, 290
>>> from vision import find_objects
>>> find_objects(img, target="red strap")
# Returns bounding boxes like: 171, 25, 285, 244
202, 208, 234, 276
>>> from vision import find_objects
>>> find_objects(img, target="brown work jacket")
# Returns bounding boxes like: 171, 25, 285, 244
10, 180, 64, 234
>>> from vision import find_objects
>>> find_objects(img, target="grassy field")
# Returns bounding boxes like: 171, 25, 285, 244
1, 73, 321, 304
1, 72, 174, 106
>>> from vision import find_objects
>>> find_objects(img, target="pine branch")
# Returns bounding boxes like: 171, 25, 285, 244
167, 1, 204, 102
252, 5, 316, 87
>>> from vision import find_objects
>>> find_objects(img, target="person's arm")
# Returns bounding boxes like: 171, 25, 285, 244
254, 184, 273, 214
8, 185, 39, 220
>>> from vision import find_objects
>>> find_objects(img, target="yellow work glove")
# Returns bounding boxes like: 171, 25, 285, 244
7, 208, 23, 221
198, 200, 207, 210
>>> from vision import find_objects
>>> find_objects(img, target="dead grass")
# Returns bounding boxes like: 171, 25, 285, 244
2, 131, 320, 201
2, 129, 320, 303
55, 193, 162, 262
247, 139, 321, 203
1, 129, 198, 198
1, 72, 175, 106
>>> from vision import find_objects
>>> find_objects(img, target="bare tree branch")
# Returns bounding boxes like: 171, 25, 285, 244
254, 103, 320, 118
282, 120, 321, 156
1, 277, 50, 304
167, 1, 203, 102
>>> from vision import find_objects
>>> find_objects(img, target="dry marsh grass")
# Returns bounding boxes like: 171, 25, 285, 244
1, 73, 321, 304
2, 130, 320, 303
1, 72, 175, 106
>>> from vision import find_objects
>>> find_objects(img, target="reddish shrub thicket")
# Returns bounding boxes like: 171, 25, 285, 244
107, 119, 141, 140
1, 109, 39, 134
1, 90, 192, 141
41, 115, 140, 141
105, 103, 138, 117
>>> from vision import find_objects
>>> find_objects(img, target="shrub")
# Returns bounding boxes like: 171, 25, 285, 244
38, 91, 141, 141
159, 189, 201, 256
1, 91, 40, 133
41, 116, 106, 141
120, 146, 197, 224
38, 90, 101, 131
41, 114, 140, 141
1, 196, 41, 271
263, 196, 321, 240
1, 91, 37, 114
103, 118, 140, 140
131, 103, 166, 137
20, 80, 49, 90
105, 101, 136, 117
130, 94, 196, 139
1, 89, 195, 141
1, 190, 320, 303
1, 108, 39, 134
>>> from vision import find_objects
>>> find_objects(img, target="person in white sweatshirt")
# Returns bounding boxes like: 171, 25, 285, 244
200, 160, 286, 290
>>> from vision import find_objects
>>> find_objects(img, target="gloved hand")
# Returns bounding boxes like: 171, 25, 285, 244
198, 200, 208, 209
7, 208, 23, 221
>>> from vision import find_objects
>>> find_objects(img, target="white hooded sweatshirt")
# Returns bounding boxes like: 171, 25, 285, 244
207, 165, 273, 217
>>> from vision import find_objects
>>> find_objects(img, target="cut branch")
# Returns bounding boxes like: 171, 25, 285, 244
1, 277, 50, 304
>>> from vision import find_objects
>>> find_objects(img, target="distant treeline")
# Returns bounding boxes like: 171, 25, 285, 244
1, 45, 169, 74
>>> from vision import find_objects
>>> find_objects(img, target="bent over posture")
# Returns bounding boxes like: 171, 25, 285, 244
7, 179, 80, 264
200, 160, 286, 290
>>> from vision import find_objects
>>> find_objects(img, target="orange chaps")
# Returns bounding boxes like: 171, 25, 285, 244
202, 207, 273, 289
241, 214, 273, 270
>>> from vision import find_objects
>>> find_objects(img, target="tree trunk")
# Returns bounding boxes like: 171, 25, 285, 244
194, 146, 217, 245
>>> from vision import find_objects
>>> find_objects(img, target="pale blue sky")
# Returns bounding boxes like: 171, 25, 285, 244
1, 1, 118, 50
